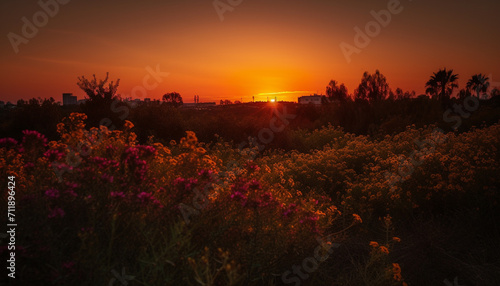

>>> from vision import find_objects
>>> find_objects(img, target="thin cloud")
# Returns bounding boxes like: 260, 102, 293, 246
22, 56, 139, 71
257, 91, 316, 96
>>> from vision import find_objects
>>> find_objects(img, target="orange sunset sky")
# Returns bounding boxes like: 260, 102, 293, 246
1, 0, 499, 103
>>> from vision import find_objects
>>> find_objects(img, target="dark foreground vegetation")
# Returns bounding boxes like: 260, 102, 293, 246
2, 95, 500, 149
1, 70, 499, 285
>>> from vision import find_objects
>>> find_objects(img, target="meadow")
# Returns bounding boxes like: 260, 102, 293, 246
1, 105, 499, 285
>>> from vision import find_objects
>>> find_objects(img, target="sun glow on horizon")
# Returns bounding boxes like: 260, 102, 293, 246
257, 91, 315, 96
254, 90, 316, 102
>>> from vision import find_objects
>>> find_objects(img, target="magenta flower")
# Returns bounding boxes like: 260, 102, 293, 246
248, 180, 261, 190
48, 207, 65, 218
258, 192, 276, 207
245, 161, 260, 173
173, 177, 198, 190
91, 157, 119, 169
62, 261, 75, 270
137, 192, 162, 206
0, 138, 18, 148
198, 169, 214, 180
45, 188, 60, 199
123, 147, 153, 182
44, 149, 65, 161
21, 130, 48, 148
65, 189, 78, 197
110, 192, 126, 198
283, 203, 298, 217
24, 162, 35, 169
66, 182, 79, 189
101, 173, 114, 183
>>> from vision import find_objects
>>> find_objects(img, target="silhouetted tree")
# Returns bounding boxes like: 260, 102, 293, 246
425, 68, 458, 103
390, 88, 415, 100
491, 88, 500, 99
77, 73, 124, 128
77, 72, 120, 106
457, 88, 472, 100
162, 92, 183, 107
354, 70, 389, 101
7, 97, 63, 140
326, 80, 349, 102
466, 74, 490, 99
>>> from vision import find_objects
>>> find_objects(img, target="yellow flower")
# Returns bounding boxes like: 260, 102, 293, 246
379, 246, 389, 254
369, 241, 379, 248
123, 120, 134, 130
352, 214, 362, 223
392, 263, 402, 281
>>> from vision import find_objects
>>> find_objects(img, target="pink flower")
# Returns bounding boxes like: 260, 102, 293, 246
173, 177, 198, 190
110, 192, 125, 198
24, 162, 35, 169
63, 261, 75, 270
101, 174, 114, 183
283, 203, 298, 217
44, 149, 65, 161
248, 180, 261, 190
198, 169, 214, 180
91, 157, 119, 169
137, 192, 161, 206
258, 192, 276, 207
231, 191, 247, 201
65, 189, 78, 197
21, 130, 48, 148
48, 207, 65, 218
0, 138, 18, 148
45, 188, 60, 199
245, 161, 260, 173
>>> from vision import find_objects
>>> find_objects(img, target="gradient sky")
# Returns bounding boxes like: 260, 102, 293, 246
1, 0, 499, 103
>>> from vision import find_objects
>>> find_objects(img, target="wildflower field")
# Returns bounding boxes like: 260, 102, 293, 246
1, 113, 499, 285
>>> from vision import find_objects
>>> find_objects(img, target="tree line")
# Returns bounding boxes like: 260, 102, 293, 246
325, 69, 499, 104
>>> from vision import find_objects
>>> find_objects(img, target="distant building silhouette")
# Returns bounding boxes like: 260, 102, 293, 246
298, 94, 323, 105
5, 102, 16, 109
183, 102, 216, 109
63, 93, 77, 106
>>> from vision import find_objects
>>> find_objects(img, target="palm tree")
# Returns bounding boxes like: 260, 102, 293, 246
425, 68, 459, 102
466, 74, 490, 99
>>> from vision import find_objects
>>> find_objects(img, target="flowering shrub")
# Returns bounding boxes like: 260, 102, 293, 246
1, 113, 498, 285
